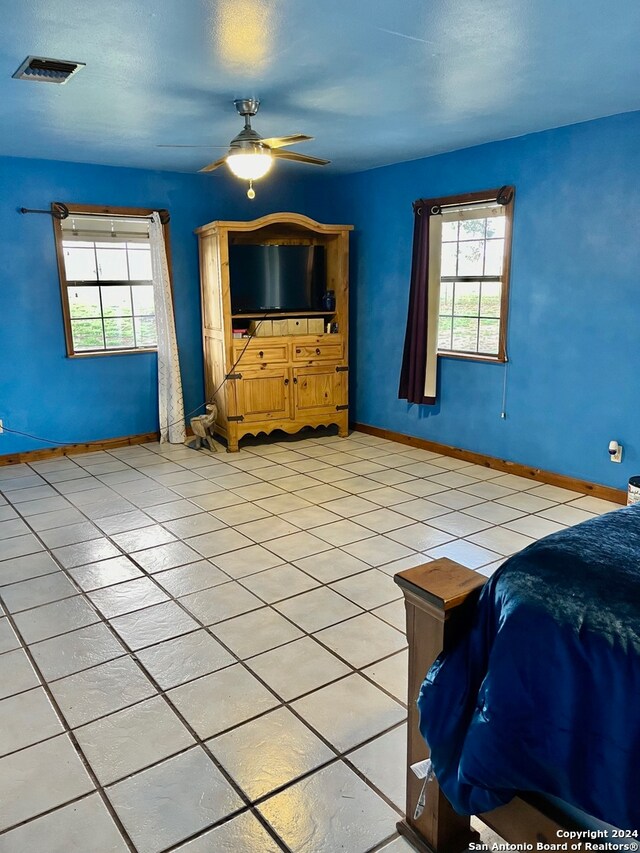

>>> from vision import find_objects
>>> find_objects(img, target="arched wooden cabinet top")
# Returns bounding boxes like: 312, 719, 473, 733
195, 211, 353, 236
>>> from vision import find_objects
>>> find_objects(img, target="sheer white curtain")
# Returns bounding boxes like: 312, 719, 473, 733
149, 212, 186, 443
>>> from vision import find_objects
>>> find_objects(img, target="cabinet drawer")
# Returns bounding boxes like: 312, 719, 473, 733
233, 342, 288, 365
292, 339, 343, 362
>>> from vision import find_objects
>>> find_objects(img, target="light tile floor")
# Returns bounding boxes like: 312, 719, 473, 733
0, 430, 621, 853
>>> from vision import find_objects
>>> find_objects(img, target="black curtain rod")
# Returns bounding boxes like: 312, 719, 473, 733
414, 186, 514, 215
19, 202, 70, 219
18, 204, 170, 224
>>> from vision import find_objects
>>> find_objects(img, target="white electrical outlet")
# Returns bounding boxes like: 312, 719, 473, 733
609, 440, 623, 463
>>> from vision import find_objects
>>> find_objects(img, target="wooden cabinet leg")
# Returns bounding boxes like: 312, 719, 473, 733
226, 426, 239, 453
338, 414, 349, 438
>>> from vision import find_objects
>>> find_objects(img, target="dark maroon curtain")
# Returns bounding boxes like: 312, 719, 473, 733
398, 202, 436, 405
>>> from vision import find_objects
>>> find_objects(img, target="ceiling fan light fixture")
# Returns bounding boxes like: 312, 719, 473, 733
226, 149, 273, 180
172, 98, 329, 190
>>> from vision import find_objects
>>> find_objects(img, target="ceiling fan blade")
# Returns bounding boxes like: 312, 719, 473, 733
199, 157, 228, 173
261, 134, 313, 149
156, 144, 229, 148
273, 150, 330, 166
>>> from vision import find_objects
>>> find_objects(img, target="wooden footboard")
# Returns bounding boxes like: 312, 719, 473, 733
394, 559, 485, 853
394, 559, 585, 853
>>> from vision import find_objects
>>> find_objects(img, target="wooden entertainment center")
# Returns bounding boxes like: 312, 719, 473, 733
196, 213, 353, 451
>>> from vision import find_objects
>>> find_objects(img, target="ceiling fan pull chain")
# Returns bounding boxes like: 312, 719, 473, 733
247, 180, 256, 200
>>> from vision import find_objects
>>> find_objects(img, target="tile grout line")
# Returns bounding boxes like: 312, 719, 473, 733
1, 453, 409, 849
5, 433, 549, 581
0, 603, 139, 851
0, 431, 581, 850
3, 504, 411, 719
4, 443, 424, 668
1, 433, 549, 713
2, 453, 413, 679
1, 437, 560, 683
0, 531, 291, 851
0, 489, 413, 699
0, 484, 283, 848
1, 531, 412, 715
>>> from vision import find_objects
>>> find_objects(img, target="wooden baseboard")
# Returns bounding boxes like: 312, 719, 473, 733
3, 421, 627, 506
0, 431, 160, 466
351, 422, 627, 505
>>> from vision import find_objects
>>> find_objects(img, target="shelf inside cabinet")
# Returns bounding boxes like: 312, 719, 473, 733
231, 310, 336, 320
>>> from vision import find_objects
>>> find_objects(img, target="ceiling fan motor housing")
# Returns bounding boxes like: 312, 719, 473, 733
234, 98, 260, 117
230, 98, 268, 152
229, 131, 267, 150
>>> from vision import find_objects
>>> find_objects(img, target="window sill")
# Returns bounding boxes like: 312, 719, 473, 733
437, 351, 507, 364
68, 348, 158, 359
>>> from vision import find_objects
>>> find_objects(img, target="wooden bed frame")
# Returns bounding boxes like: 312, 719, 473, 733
394, 558, 585, 853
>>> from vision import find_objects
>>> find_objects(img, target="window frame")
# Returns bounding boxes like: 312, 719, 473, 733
52, 203, 173, 358
430, 188, 514, 364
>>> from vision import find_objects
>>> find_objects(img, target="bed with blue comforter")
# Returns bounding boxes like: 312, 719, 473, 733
419, 503, 640, 830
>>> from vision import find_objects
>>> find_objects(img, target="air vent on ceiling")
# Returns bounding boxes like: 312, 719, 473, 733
12, 56, 85, 84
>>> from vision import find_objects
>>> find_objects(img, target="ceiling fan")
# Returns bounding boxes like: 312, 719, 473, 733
158, 98, 330, 198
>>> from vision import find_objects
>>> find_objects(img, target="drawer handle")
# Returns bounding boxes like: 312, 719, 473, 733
295, 348, 301, 354
294, 377, 298, 384
259, 351, 264, 359
284, 378, 289, 386
315, 348, 321, 355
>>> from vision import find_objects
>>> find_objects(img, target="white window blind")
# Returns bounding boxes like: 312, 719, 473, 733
61, 214, 150, 242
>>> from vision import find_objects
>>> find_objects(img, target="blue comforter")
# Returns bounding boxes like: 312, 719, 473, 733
419, 503, 640, 830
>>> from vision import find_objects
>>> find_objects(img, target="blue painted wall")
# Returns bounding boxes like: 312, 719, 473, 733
328, 112, 640, 489
2, 112, 638, 491
0, 156, 313, 454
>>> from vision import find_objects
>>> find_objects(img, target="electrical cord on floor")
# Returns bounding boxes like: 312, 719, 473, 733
1, 314, 269, 448
0, 425, 73, 446
155, 312, 270, 435
205, 314, 269, 411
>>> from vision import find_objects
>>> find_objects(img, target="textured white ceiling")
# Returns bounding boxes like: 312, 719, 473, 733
1, 0, 639, 173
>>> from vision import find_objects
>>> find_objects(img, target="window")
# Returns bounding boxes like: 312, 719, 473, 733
54, 205, 165, 356
434, 190, 513, 362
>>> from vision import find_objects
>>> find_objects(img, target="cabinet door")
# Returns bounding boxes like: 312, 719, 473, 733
293, 365, 346, 416
234, 368, 292, 423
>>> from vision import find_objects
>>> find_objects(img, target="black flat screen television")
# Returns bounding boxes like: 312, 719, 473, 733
229, 244, 325, 314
